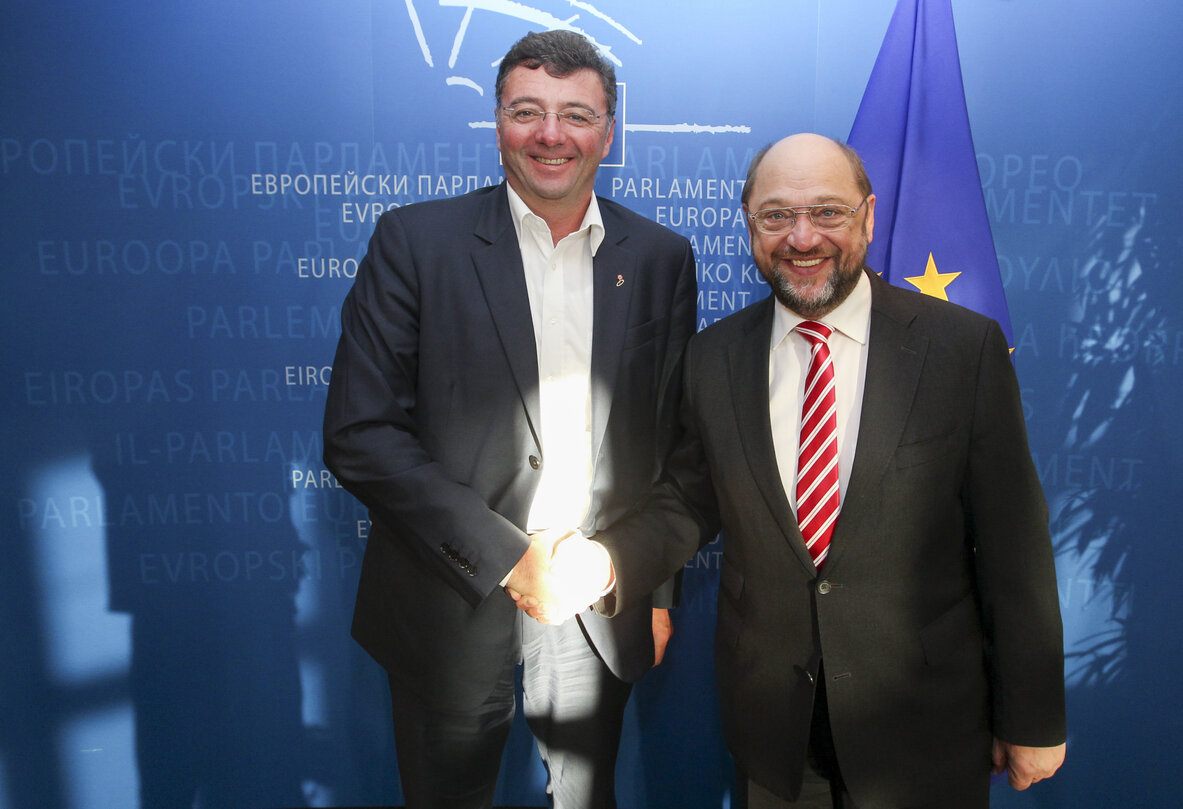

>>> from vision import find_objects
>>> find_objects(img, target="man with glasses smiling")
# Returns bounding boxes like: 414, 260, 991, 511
323, 28, 696, 809
534, 134, 1066, 807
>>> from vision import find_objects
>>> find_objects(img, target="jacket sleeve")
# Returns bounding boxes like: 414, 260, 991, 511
648, 238, 699, 610
967, 320, 1067, 746
322, 210, 530, 607
595, 333, 723, 617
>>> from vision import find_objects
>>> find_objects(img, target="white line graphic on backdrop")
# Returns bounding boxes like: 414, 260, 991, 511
405, 0, 435, 65
437, 0, 630, 65
449, 4, 476, 70
403, 0, 751, 139
447, 76, 484, 94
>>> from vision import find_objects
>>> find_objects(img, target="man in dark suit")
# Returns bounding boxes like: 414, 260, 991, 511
523, 133, 1066, 807
322, 30, 696, 809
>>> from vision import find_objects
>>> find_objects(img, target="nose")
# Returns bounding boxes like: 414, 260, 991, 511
783, 215, 823, 251
534, 113, 566, 144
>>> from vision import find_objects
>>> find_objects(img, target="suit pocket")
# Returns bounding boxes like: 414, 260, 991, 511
622, 316, 666, 350
894, 428, 963, 470
918, 593, 989, 726
919, 593, 983, 668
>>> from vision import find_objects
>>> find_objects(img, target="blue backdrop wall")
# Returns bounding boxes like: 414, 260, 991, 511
3, 1, 1181, 807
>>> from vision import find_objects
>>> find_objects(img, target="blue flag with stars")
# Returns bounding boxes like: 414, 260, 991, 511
848, 0, 1013, 345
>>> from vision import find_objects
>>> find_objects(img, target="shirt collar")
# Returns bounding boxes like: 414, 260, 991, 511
770, 269, 872, 351
505, 183, 606, 256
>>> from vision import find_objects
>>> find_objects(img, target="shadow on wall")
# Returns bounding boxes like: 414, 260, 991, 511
1000, 202, 1183, 807
2, 406, 399, 809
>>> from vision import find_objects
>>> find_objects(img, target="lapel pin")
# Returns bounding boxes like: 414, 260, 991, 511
616, 274, 625, 287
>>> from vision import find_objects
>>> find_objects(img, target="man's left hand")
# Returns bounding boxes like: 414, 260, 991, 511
651, 608, 672, 667
508, 534, 613, 625
991, 738, 1066, 789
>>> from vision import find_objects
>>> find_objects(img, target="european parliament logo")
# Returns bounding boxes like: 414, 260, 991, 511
397, 0, 751, 167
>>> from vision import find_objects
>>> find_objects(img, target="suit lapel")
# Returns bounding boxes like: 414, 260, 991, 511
470, 186, 542, 445
588, 212, 636, 465
827, 274, 928, 569
728, 299, 819, 572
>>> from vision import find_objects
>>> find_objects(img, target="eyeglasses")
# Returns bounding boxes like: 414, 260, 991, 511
747, 197, 869, 235
499, 105, 607, 129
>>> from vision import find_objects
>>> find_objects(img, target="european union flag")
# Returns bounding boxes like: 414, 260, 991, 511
848, 0, 1013, 345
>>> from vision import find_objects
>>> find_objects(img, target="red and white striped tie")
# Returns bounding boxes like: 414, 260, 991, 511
795, 321, 839, 568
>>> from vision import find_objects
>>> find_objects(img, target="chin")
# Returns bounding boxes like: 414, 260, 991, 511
765, 271, 832, 314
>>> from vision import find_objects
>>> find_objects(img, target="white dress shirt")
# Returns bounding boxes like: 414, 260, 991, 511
505, 185, 603, 533
768, 271, 872, 514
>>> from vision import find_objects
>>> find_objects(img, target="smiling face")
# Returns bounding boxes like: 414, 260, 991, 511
744, 134, 875, 318
495, 65, 615, 230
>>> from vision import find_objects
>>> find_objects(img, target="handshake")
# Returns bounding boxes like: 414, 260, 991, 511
505, 528, 615, 625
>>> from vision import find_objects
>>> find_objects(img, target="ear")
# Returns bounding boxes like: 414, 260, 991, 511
863, 194, 876, 243
742, 205, 757, 242
600, 116, 616, 159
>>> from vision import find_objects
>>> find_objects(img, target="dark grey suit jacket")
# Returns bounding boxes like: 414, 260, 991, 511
596, 270, 1066, 806
324, 183, 696, 711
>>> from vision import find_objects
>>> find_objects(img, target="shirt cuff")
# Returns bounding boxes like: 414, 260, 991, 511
587, 539, 616, 597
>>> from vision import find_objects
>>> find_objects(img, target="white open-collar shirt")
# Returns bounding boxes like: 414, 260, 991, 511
506, 184, 604, 533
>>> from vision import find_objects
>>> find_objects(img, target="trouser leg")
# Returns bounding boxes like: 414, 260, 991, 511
521, 616, 632, 809
387, 665, 516, 809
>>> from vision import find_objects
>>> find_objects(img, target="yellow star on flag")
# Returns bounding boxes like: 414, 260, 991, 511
905, 253, 960, 301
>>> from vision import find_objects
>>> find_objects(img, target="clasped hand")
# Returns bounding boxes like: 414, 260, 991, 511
504, 528, 613, 625
991, 738, 1066, 790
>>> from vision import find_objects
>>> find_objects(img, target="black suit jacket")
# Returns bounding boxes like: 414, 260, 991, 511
324, 183, 696, 711
596, 270, 1066, 806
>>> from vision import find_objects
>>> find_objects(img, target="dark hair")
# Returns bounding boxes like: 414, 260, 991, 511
741, 137, 873, 206
838, 140, 873, 199
741, 142, 773, 206
495, 30, 617, 118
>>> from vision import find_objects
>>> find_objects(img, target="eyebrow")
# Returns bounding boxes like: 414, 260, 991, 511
755, 195, 851, 209
504, 95, 598, 112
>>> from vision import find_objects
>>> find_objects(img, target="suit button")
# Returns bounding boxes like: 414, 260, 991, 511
817, 580, 832, 595
529, 455, 541, 470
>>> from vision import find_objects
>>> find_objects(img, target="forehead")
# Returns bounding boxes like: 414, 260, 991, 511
500, 65, 606, 109
748, 140, 861, 207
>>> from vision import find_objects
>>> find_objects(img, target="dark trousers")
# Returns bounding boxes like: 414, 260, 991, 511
740, 664, 857, 809
740, 664, 989, 809
388, 614, 632, 809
